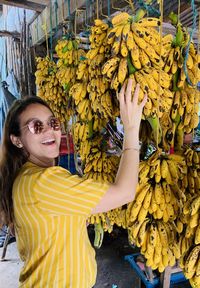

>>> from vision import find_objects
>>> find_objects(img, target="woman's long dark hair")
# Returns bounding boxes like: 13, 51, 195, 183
0, 96, 52, 225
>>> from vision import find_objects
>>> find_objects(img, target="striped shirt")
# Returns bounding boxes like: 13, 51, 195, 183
13, 161, 109, 288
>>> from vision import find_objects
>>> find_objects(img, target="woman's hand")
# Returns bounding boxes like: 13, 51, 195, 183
118, 78, 147, 133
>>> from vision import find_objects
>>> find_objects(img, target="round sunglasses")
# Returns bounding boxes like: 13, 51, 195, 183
21, 117, 61, 135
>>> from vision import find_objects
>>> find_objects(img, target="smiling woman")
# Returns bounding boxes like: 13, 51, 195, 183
0, 79, 146, 288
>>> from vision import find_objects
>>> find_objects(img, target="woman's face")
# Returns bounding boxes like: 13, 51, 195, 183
17, 103, 61, 167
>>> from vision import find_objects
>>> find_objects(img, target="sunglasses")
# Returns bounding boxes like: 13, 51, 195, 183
21, 117, 61, 135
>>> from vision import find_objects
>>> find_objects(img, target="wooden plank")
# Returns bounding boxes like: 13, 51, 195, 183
0, 0, 46, 12
28, 0, 49, 5
0, 30, 20, 39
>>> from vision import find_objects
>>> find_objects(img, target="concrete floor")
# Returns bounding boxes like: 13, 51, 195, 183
0, 231, 139, 288
0, 229, 192, 288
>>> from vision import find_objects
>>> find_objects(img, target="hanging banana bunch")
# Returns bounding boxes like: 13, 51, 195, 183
180, 245, 200, 287
35, 56, 68, 123
56, 38, 86, 89
128, 218, 180, 272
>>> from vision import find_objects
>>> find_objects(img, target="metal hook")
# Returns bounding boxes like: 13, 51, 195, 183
111, 0, 121, 11
100, 0, 109, 18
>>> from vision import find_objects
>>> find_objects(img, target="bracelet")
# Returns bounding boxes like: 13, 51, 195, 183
122, 147, 140, 153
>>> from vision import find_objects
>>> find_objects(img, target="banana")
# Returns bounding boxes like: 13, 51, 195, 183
189, 212, 199, 229
184, 245, 200, 279
136, 17, 161, 27
126, 31, 135, 51
102, 57, 120, 75
118, 58, 128, 84
142, 187, 152, 210
122, 22, 131, 41
138, 206, 148, 222
130, 44, 141, 69
111, 12, 130, 26
191, 196, 200, 216
139, 49, 151, 67
160, 159, 169, 179
137, 218, 150, 247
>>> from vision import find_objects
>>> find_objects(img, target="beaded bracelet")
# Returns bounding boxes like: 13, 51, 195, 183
122, 147, 140, 153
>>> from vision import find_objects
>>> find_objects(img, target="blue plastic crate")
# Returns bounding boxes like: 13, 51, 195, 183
124, 253, 189, 288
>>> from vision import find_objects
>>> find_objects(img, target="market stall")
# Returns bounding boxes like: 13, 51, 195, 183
1, 0, 200, 287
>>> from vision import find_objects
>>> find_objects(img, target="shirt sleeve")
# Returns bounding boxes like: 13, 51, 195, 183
34, 166, 109, 216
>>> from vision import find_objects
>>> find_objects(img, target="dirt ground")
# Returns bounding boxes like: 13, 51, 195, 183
0, 227, 192, 288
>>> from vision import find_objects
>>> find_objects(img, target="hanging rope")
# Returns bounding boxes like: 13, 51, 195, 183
49, 1, 53, 60
36, 18, 39, 43
183, 0, 198, 87
54, 0, 59, 33
67, 0, 71, 17
157, 0, 163, 150
178, 0, 181, 22
96, 0, 99, 19
107, 0, 111, 17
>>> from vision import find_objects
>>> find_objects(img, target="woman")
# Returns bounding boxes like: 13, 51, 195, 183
0, 79, 146, 287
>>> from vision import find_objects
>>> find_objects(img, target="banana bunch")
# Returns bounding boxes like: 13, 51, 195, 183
128, 219, 180, 272
56, 66, 77, 89
55, 39, 85, 65
182, 194, 200, 239
170, 85, 200, 135
69, 82, 88, 105
180, 245, 200, 287
163, 23, 200, 89
75, 98, 93, 121
102, 61, 173, 119
179, 234, 193, 255
35, 57, 69, 122
76, 59, 89, 82
84, 148, 119, 182
107, 13, 161, 65
73, 121, 90, 144
126, 152, 187, 226
88, 208, 126, 233
56, 40, 86, 91
183, 147, 200, 195
87, 18, 110, 64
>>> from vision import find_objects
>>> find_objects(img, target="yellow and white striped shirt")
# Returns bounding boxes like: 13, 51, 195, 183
13, 161, 109, 288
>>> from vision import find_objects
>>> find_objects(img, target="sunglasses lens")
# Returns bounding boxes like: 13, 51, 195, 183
50, 118, 61, 131
28, 120, 44, 134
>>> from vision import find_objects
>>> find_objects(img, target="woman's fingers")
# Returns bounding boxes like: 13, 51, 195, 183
132, 83, 140, 105
140, 93, 148, 108
125, 78, 133, 103
118, 82, 126, 105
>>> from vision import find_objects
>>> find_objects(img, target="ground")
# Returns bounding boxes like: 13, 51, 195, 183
0, 227, 192, 288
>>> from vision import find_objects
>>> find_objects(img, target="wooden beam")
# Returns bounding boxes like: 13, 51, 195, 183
0, 30, 20, 39
28, 0, 49, 5
0, 0, 46, 12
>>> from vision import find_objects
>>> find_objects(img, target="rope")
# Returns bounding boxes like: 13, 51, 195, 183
86, 0, 89, 26
49, 1, 53, 60
96, 0, 99, 19
178, 0, 181, 22
183, 0, 198, 87
36, 18, 39, 43
157, 0, 163, 150
54, 0, 58, 33
67, 0, 71, 17
107, 0, 111, 17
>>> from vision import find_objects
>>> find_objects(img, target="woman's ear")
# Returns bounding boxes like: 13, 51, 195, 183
10, 135, 23, 148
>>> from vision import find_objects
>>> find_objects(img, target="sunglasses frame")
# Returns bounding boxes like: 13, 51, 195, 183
21, 117, 61, 135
